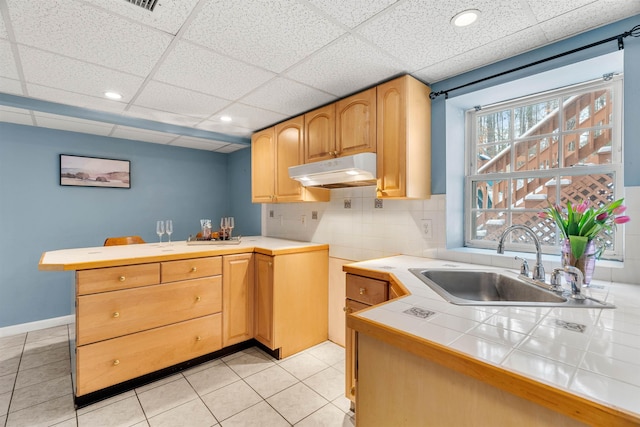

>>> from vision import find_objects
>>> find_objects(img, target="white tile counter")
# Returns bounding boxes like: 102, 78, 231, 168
39, 236, 328, 270
345, 255, 640, 422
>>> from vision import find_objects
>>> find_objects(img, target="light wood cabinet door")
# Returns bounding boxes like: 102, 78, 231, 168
274, 116, 305, 202
305, 104, 336, 163
77, 314, 222, 395
254, 253, 274, 348
222, 254, 254, 347
336, 87, 377, 157
76, 276, 222, 345
251, 128, 276, 203
376, 75, 431, 199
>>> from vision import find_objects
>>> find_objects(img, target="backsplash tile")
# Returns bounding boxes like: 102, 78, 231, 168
263, 186, 640, 285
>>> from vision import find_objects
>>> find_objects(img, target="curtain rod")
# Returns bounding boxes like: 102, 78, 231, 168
429, 24, 640, 100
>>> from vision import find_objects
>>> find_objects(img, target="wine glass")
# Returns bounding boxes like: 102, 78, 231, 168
165, 220, 173, 245
227, 217, 234, 240
156, 220, 164, 245
220, 217, 228, 240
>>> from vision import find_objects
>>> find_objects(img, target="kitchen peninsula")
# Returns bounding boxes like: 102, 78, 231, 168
345, 256, 640, 427
39, 237, 328, 406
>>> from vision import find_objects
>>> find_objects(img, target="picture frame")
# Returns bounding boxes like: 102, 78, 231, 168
60, 154, 131, 189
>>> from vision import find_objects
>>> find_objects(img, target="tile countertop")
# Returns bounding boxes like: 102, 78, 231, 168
38, 237, 328, 271
345, 255, 640, 420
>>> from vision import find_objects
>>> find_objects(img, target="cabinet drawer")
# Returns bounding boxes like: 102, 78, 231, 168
345, 298, 370, 314
77, 264, 160, 295
76, 314, 222, 396
161, 257, 222, 283
346, 274, 388, 305
77, 276, 222, 345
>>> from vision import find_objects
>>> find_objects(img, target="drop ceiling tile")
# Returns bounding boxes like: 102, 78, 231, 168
33, 112, 115, 136
83, 0, 200, 35
414, 26, 549, 84
241, 77, 336, 117
195, 119, 252, 138
134, 81, 231, 119
6, 0, 173, 77
0, 76, 23, 95
183, 0, 346, 73
19, 46, 145, 101
216, 144, 249, 154
358, 0, 534, 70
210, 103, 288, 131
0, 106, 34, 126
170, 135, 231, 151
0, 7, 8, 39
154, 41, 275, 100
526, 0, 604, 23
537, 1, 640, 42
0, 40, 19, 80
125, 105, 203, 128
285, 34, 407, 97
26, 84, 128, 113
306, 0, 399, 28
110, 125, 178, 145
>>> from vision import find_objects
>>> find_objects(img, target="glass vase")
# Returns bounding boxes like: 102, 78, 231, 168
561, 239, 596, 286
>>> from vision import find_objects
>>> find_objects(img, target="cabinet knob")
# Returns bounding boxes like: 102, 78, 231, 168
359, 288, 366, 295
118, 276, 126, 282
268, 262, 273, 267
343, 306, 352, 313
190, 267, 197, 273
195, 296, 201, 302
112, 312, 120, 318
113, 359, 120, 366
196, 336, 202, 342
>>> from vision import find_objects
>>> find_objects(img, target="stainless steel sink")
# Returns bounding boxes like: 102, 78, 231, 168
409, 268, 615, 308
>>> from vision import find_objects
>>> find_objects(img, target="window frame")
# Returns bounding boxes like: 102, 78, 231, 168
464, 77, 624, 259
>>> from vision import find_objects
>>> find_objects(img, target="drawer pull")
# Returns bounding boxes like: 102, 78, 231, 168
359, 288, 366, 295
195, 296, 201, 302
190, 267, 197, 273
118, 276, 126, 282
196, 336, 202, 342
112, 312, 120, 318
113, 359, 120, 366
268, 262, 273, 267
343, 306, 352, 314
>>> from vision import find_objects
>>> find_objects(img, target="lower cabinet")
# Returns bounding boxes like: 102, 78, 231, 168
344, 273, 393, 403
222, 253, 254, 347
255, 249, 329, 358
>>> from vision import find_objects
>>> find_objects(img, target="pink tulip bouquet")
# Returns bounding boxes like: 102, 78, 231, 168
538, 198, 630, 259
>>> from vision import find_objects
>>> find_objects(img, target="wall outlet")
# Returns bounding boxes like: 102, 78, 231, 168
269, 210, 274, 218
344, 199, 351, 209
301, 215, 306, 225
374, 198, 383, 209
311, 211, 318, 220
421, 219, 433, 240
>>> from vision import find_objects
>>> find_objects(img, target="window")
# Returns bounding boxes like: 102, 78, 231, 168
466, 77, 623, 259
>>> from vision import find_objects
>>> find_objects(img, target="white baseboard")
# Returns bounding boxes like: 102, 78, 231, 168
0, 315, 74, 338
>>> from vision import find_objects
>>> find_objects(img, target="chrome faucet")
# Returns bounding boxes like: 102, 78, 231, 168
497, 225, 545, 282
551, 266, 586, 299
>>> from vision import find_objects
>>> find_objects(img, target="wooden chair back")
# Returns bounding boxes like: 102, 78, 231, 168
104, 236, 146, 246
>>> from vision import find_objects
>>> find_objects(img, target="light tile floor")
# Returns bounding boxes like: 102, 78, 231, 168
0, 325, 355, 427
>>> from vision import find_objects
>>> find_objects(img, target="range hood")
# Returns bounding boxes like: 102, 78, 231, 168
288, 152, 377, 188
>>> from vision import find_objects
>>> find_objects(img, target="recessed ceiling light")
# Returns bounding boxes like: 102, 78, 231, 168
220, 115, 232, 122
451, 9, 480, 27
104, 91, 122, 100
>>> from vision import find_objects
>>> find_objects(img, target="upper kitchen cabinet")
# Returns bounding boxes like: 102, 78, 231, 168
376, 75, 431, 199
252, 116, 329, 203
335, 87, 377, 158
304, 104, 335, 163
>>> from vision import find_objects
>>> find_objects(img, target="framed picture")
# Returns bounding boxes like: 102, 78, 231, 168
60, 154, 131, 189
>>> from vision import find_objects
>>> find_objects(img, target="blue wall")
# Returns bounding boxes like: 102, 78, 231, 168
430, 15, 640, 194
0, 123, 259, 327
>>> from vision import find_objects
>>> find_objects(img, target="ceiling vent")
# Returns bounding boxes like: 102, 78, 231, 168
125, 0, 159, 12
